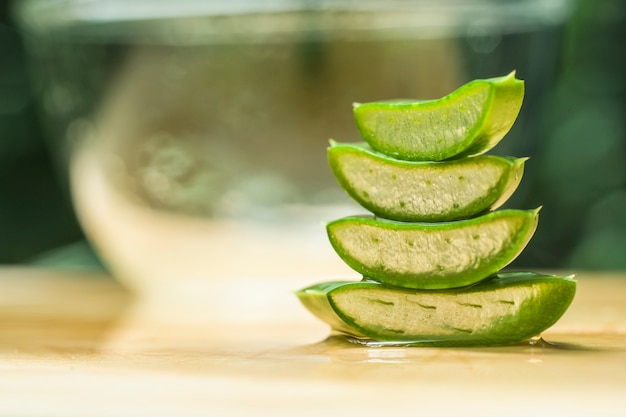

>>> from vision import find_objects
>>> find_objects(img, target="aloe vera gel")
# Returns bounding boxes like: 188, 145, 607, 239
298, 73, 576, 346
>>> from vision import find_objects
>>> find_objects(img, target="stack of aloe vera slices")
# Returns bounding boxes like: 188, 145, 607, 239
297, 72, 576, 347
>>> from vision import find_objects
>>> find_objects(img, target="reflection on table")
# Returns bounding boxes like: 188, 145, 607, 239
0, 267, 624, 416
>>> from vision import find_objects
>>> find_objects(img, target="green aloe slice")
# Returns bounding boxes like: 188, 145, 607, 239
353, 71, 524, 161
328, 141, 526, 222
327, 209, 539, 289
296, 272, 576, 347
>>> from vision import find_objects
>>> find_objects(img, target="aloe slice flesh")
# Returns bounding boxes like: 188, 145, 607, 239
353, 71, 524, 161
327, 209, 539, 290
328, 141, 526, 222
296, 272, 576, 347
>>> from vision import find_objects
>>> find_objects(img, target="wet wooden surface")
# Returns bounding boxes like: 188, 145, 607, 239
0, 267, 625, 416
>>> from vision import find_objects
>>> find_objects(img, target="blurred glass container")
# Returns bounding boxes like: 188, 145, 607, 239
14, 0, 572, 298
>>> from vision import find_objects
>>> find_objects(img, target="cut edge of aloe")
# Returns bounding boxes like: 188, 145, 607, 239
327, 141, 527, 222
326, 208, 540, 290
352, 71, 524, 161
296, 272, 576, 347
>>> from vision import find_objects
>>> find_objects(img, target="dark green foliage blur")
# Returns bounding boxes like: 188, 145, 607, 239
0, 0, 624, 270
512, 0, 626, 270
0, 1, 85, 264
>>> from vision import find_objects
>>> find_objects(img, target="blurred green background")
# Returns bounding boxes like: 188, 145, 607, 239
0, 0, 99, 269
0, 0, 624, 271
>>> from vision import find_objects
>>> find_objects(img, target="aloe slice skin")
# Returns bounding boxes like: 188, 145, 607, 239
296, 272, 576, 347
326, 209, 539, 290
328, 141, 526, 222
353, 71, 524, 161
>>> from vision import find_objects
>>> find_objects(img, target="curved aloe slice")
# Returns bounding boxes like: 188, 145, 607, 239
328, 141, 526, 222
296, 272, 576, 347
353, 72, 524, 161
327, 209, 539, 289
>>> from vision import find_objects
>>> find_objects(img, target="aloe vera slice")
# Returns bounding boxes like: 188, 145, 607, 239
328, 141, 526, 222
353, 71, 524, 161
327, 209, 539, 289
296, 272, 576, 347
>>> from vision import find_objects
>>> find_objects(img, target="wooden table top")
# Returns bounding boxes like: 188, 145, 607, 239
0, 266, 624, 416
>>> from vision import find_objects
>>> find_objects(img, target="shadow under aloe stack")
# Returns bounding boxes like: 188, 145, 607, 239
297, 72, 576, 347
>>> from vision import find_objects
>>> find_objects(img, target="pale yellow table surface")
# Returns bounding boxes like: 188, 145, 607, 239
0, 266, 625, 416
